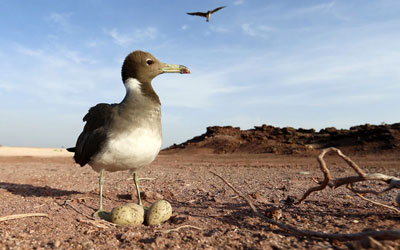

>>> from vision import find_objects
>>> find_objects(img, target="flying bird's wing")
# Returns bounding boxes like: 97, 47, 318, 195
211, 6, 226, 14
71, 103, 117, 167
187, 12, 207, 17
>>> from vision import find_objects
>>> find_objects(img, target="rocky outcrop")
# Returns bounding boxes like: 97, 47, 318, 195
162, 123, 400, 155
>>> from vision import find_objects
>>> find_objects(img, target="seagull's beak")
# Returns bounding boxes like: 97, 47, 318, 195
161, 63, 191, 74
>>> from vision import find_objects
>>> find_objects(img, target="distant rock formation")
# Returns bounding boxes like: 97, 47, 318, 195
162, 123, 400, 155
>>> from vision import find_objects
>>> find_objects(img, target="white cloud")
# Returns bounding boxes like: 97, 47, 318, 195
46, 12, 73, 32
156, 67, 249, 109
270, 45, 400, 89
294, 1, 336, 15
0, 82, 15, 92
136, 27, 158, 40
210, 25, 230, 33
61, 50, 97, 64
234, 0, 244, 6
181, 25, 189, 31
104, 27, 159, 46
85, 40, 105, 48
103, 28, 133, 46
16, 46, 96, 66
241, 23, 273, 38
0, 45, 119, 107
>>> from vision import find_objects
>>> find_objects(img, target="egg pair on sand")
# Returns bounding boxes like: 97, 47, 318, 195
107, 200, 172, 226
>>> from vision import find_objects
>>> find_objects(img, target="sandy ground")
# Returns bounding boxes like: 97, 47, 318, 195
0, 149, 399, 249
0, 147, 73, 157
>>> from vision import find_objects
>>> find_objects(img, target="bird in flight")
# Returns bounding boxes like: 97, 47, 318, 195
187, 6, 226, 22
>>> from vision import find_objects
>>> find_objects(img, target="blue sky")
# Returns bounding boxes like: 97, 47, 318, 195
0, 0, 399, 148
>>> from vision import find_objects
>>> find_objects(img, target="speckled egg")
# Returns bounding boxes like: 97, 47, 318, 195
145, 200, 172, 225
110, 203, 144, 225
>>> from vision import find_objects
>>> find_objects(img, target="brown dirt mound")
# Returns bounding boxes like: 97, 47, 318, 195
162, 123, 400, 155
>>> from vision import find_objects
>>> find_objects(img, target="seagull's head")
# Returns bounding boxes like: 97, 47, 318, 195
121, 50, 190, 84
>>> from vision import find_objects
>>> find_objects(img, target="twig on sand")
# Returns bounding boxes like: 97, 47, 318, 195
347, 185, 400, 214
139, 177, 156, 181
62, 199, 115, 227
209, 170, 258, 213
0, 213, 49, 222
209, 170, 400, 241
63, 199, 93, 220
126, 177, 156, 181
296, 147, 400, 215
159, 225, 203, 233
77, 218, 113, 229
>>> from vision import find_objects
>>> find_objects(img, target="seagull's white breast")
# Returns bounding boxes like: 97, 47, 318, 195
90, 77, 162, 173
91, 126, 162, 172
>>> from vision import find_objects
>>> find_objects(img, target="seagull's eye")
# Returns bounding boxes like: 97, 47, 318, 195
146, 59, 154, 65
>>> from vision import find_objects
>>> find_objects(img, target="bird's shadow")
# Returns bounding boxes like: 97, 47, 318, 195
0, 182, 82, 197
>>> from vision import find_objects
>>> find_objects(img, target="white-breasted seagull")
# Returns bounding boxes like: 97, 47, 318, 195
67, 50, 190, 218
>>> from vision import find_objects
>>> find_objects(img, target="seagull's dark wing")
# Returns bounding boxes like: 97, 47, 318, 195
187, 12, 207, 17
210, 6, 226, 14
70, 103, 117, 167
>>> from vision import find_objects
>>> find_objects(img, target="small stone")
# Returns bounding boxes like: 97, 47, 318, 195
298, 171, 310, 175
349, 236, 385, 249
120, 231, 140, 242
170, 215, 191, 224
211, 196, 222, 203
140, 191, 164, 201
251, 191, 268, 204
82, 240, 93, 248
265, 206, 282, 220
162, 190, 175, 199
395, 192, 400, 208
54, 240, 61, 248
344, 194, 352, 199
284, 196, 296, 204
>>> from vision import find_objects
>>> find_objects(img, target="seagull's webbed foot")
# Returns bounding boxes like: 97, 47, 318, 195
93, 208, 110, 221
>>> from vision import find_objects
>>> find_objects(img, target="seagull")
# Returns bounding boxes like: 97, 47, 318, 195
187, 6, 226, 22
67, 50, 190, 218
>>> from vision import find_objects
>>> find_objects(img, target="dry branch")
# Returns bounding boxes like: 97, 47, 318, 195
209, 170, 400, 241
295, 149, 331, 204
77, 218, 112, 229
159, 225, 203, 233
62, 199, 116, 227
347, 185, 400, 214
0, 213, 49, 222
210, 170, 258, 213
63, 199, 93, 220
333, 173, 400, 190
296, 147, 400, 210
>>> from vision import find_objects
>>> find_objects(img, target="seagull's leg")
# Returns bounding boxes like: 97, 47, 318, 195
93, 169, 105, 218
133, 172, 142, 206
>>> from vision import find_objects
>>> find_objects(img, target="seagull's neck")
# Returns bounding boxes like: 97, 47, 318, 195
122, 77, 160, 103
120, 78, 161, 116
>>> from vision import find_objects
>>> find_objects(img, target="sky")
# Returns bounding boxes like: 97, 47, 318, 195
0, 0, 399, 148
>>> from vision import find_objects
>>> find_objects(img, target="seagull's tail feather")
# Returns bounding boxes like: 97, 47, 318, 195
66, 147, 76, 152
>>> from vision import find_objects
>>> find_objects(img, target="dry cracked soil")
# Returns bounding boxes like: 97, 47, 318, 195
0, 151, 399, 249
